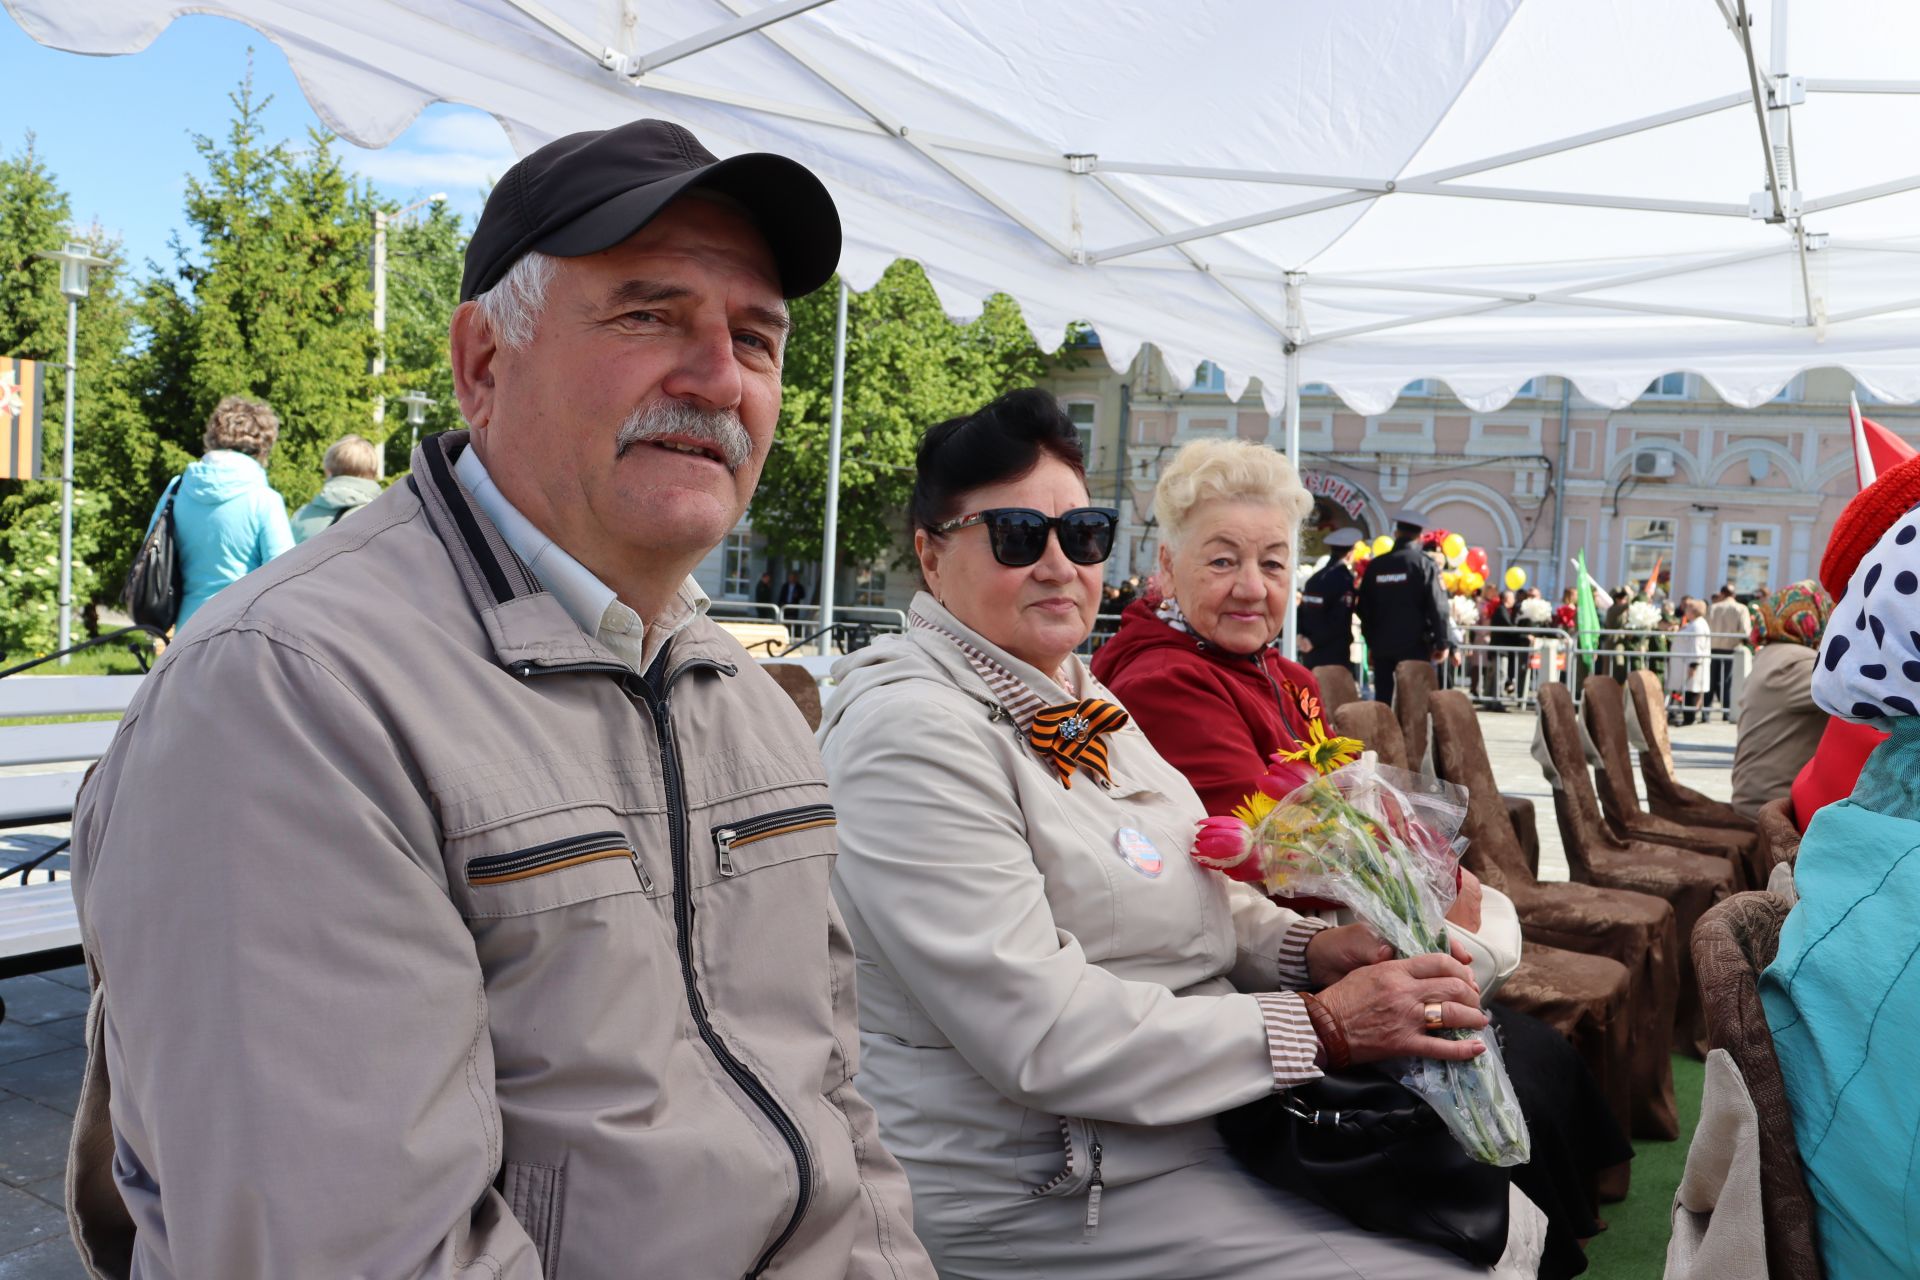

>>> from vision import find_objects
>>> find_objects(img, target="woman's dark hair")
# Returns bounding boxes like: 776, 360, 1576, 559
910, 387, 1086, 534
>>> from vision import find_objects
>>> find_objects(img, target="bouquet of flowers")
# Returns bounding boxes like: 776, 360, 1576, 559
1517, 597, 1554, 626
1622, 600, 1662, 631
1192, 731, 1531, 1166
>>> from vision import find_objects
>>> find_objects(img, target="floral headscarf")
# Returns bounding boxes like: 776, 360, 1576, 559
1750, 580, 1832, 649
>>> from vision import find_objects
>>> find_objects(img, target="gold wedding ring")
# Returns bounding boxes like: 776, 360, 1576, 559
1423, 1001, 1445, 1030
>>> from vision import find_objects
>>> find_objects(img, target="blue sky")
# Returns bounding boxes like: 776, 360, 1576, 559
0, 12, 516, 273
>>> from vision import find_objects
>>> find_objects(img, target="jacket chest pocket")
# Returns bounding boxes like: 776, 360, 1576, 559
709, 803, 836, 879
450, 808, 662, 920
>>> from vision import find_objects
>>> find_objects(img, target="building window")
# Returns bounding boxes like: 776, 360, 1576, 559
1722, 526, 1777, 595
1770, 373, 1804, 403
1622, 517, 1676, 589
1301, 381, 1332, 396
1514, 377, 1540, 397
1190, 361, 1227, 393
1400, 378, 1438, 398
852, 565, 888, 607
721, 530, 754, 599
1064, 400, 1097, 466
1643, 372, 1690, 399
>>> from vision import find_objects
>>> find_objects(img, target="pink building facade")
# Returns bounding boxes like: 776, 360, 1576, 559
1043, 347, 1910, 602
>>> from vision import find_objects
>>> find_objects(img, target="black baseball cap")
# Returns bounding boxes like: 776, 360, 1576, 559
460, 118, 841, 302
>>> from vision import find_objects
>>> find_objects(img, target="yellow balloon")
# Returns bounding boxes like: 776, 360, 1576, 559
1372, 535, 1395, 557
1350, 541, 1371, 561
1505, 566, 1527, 591
1461, 570, 1484, 594
1441, 571, 1459, 592
1441, 533, 1467, 564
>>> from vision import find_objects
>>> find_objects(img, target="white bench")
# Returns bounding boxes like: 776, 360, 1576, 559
0, 674, 142, 984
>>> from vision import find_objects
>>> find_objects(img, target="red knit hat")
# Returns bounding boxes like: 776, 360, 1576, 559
1822, 451, 1920, 599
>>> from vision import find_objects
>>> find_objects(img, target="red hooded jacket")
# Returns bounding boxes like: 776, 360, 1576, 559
1091, 599, 1324, 817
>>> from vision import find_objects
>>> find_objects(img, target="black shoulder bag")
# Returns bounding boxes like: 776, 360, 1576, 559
123, 477, 184, 631
1218, 1066, 1512, 1266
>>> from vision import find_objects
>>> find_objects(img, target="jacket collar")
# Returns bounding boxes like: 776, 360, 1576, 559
409, 429, 736, 676
904, 592, 1095, 717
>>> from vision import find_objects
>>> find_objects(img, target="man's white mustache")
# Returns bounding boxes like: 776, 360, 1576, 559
614, 400, 752, 472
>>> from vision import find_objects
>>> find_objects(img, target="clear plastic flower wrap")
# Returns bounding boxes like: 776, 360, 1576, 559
1192, 750, 1532, 1167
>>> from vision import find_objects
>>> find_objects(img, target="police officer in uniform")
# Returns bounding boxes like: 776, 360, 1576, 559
1355, 509, 1450, 707
1296, 527, 1362, 675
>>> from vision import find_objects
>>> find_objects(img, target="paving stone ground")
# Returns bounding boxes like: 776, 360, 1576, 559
0, 708, 1742, 1272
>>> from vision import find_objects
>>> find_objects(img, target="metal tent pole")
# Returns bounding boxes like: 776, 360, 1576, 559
1281, 275, 1303, 663
817, 280, 848, 652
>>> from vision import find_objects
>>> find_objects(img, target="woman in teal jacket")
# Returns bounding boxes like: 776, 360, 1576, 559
1761, 469, 1920, 1279
148, 396, 294, 631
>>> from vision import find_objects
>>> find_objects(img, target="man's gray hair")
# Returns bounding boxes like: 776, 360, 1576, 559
474, 251, 557, 350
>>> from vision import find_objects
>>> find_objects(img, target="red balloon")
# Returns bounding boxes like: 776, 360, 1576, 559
1465, 546, 1490, 577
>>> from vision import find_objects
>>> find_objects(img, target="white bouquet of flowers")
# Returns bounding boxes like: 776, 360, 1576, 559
1623, 600, 1661, 631
1517, 598, 1553, 626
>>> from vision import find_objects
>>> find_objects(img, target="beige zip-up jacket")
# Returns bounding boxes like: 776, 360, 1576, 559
66, 431, 930, 1280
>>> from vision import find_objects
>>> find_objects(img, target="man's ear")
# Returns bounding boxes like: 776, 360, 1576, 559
449, 301, 499, 438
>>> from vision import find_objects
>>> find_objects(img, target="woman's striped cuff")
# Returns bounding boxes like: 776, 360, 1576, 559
1276, 915, 1329, 989
1252, 992, 1324, 1087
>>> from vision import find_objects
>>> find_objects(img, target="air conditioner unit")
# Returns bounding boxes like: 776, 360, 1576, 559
1632, 448, 1676, 479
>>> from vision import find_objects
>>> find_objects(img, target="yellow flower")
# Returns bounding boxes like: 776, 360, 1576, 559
1231, 790, 1278, 827
1273, 719, 1364, 776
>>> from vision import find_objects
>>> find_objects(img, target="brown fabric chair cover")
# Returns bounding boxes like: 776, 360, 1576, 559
1315, 664, 1360, 721
1756, 797, 1803, 877
1539, 683, 1737, 1055
1392, 658, 1436, 769
1429, 688, 1681, 1139
1583, 675, 1760, 888
763, 662, 823, 731
1626, 670, 1760, 833
1332, 700, 1409, 771
1509, 794, 1542, 880
1692, 893, 1825, 1280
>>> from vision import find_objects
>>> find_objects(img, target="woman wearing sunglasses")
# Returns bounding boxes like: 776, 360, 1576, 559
818, 389, 1535, 1279
1092, 438, 1626, 1280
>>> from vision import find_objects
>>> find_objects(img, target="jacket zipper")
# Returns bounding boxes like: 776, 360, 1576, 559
1085, 1140, 1104, 1237
712, 803, 837, 878
1031, 1117, 1104, 1237
466, 831, 639, 887
515, 650, 809, 1278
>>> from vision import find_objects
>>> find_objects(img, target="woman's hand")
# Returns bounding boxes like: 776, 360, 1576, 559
1313, 951, 1488, 1065
1303, 922, 1390, 987
1446, 867, 1483, 933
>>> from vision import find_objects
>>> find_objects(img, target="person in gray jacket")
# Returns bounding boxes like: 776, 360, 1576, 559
819, 389, 1544, 1278
67, 120, 931, 1280
289, 432, 383, 542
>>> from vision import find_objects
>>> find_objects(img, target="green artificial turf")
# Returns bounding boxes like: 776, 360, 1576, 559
1583, 1053, 1707, 1280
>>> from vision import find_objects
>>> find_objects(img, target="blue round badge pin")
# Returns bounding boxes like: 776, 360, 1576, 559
1114, 827, 1163, 878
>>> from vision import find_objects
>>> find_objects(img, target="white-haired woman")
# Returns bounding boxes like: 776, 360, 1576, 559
147, 395, 295, 631
1095, 437, 1628, 1280
291, 434, 383, 543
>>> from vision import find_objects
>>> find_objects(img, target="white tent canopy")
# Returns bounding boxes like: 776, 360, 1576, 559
13, 0, 1920, 417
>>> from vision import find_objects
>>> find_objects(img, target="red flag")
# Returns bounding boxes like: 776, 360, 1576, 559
1852, 393, 1917, 491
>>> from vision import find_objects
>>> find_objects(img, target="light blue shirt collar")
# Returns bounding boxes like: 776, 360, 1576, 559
453, 442, 707, 668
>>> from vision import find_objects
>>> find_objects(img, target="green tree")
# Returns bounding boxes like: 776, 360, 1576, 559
754, 260, 1058, 570
141, 63, 383, 512
0, 136, 145, 644
379, 200, 468, 474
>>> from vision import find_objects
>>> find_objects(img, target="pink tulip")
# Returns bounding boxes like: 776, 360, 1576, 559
1191, 816, 1262, 883
1257, 756, 1318, 800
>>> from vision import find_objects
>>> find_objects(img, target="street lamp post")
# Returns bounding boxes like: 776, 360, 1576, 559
34, 241, 108, 663
371, 194, 446, 425
398, 389, 436, 456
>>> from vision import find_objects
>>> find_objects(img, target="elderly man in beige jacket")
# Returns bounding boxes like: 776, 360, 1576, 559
65, 121, 932, 1280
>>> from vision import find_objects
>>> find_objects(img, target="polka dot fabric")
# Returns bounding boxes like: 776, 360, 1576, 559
1813, 502, 1920, 724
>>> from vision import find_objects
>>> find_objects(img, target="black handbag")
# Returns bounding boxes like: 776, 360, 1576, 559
123, 477, 183, 632
1218, 1067, 1512, 1266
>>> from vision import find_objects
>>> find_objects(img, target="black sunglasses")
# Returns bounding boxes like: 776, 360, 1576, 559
931, 506, 1120, 567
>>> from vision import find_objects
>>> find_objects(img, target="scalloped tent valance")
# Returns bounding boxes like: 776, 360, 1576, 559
14, 0, 1920, 421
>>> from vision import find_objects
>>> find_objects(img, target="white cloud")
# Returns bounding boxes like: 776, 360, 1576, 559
342, 104, 517, 216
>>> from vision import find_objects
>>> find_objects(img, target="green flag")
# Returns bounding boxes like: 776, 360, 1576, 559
1575, 551, 1601, 663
